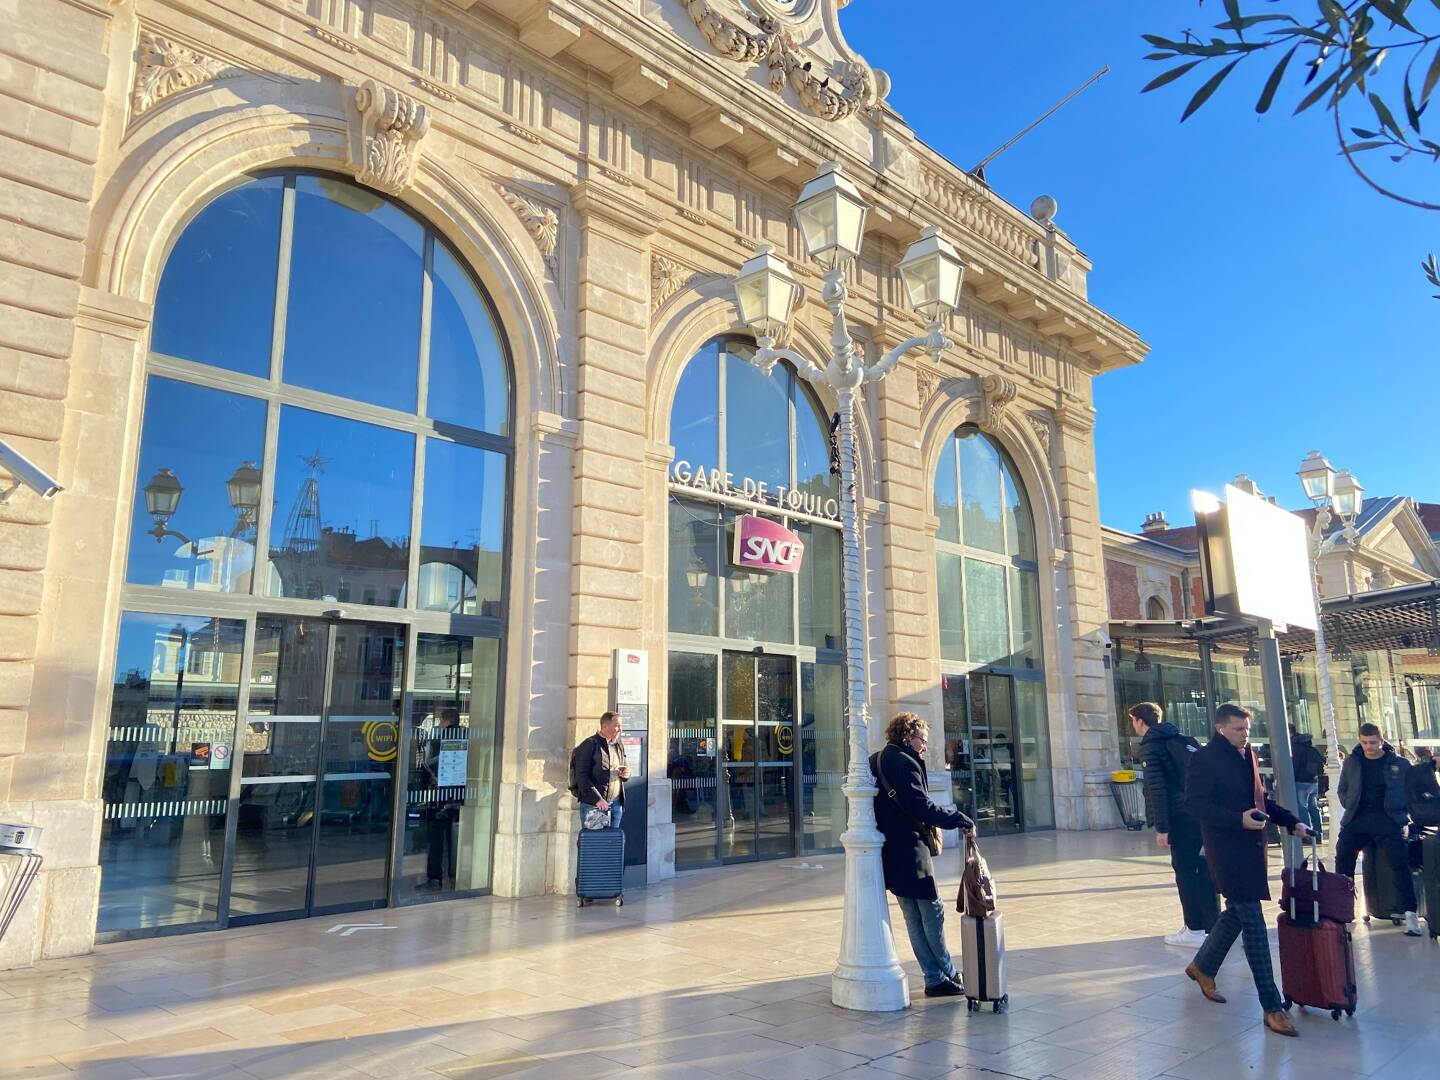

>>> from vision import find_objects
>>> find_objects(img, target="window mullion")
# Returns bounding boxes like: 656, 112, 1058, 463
417, 232, 434, 419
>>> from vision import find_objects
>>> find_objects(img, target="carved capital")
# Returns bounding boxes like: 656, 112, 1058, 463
975, 373, 1017, 435
651, 254, 702, 318
132, 30, 238, 117
915, 364, 941, 409
496, 184, 559, 276
1027, 410, 1053, 456
349, 79, 431, 196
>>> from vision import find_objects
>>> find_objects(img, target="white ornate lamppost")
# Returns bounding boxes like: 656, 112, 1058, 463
1297, 451, 1364, 845
732, 161, 966, 1012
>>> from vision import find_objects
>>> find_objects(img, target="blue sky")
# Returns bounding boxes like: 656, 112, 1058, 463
842, 1, 1433, 533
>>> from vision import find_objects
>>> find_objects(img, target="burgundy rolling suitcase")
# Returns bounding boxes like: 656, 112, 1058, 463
1278, 838, 1357, 1021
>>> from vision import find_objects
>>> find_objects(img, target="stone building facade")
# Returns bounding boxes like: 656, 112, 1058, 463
0, 0, 1145, 965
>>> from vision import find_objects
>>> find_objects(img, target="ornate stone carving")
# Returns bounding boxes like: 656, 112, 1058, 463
1027, 411, 1052, 455
921, 167, 1043, 269
651, 254, 701, 316
415, 78, 456, 102
349, 80, 431, 196
496, 184, 559, 276
313, 26, 358, 53
975, 373, 1017, 435
677, 208, 707, 225
131, 31, 238, 117
681, 0, 883, 122
504, 121, 543, 145
915, 364, 940, 407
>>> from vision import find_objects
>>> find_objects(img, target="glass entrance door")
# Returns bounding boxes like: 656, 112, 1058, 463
229, 616, 402, 923
721, 652, 798, 861
945, 671, 1024, 836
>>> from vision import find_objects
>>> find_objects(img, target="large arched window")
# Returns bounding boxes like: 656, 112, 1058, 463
99, 173, 512, 939
934, 425, 1053, 833
665, 337, 846, 869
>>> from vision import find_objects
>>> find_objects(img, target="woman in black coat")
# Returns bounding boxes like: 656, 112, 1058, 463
870, 712, 974, 997
1182, 704, 1310, 1038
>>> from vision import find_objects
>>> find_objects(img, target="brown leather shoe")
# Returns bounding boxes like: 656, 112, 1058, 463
1264, 1010, 1298, 1037
1185, 962, 1226, 1004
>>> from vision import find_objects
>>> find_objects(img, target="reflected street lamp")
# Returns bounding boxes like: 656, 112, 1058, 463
144, 468, 190, 545
732, 160, 965, 1013
1297, 450, 1364, 849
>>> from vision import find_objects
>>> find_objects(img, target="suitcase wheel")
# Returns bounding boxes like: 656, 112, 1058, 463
1331, 1008, 1342, 1021
1346, 1007, 1355, 1017
994, 996, 1008, 1014
966, 998, 977, 1012
1391, 917, 1404, 926
615, 897, 623, 907
577, 898, 586, 908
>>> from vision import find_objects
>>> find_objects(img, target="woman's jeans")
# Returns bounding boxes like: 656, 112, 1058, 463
895, 895, 957, 987
1294, 782, 1322, 836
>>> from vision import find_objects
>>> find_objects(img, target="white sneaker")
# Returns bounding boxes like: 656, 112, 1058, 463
1165, 928, 1205, 948
1405, 911, 1423, 937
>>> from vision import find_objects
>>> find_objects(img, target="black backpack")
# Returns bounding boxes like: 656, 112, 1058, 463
568, 738, 589, 800
1163, 733, 1201, 793
1295, 742, 1326, 783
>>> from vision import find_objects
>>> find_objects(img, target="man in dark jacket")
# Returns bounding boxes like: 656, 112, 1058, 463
1336, 723, 1420, 935
1406, 746, 1440, 829
1129, 702, 1218, 947
871, 712, 974, 998
570, 711, 629, 830
1183, 704, 1310, 1038
1290, 724, 1326, 838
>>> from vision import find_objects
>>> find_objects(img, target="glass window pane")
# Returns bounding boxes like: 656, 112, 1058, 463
669, 652, 719, 868
98, 612, 244, 932
401, 634, 500, 899
964, 558, 1008, 665
284, 176, 423, 410
126, 377, 266, 593
935, 435, 959, 544
1008, 568, 1042, 670
670, 339, 719, 480
151, 177, 281, 377
1003, 463, 1036, 561
798, 522, 842, 650
794, 381, 837, 501
266, 407, 413, 605
723, 509, 794, 644
942, 674, 973, 822
725, 349, 789, 491
937, 551, 965, 662
959, 428, 1004, 553
668, 498, 721, 636
417, 440, 506, 617
427, 242, 510, 435
801, 661, 846, 851
1016, 679, 1054, 829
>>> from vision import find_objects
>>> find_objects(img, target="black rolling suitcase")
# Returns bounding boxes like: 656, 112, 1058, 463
1360, 841, 1416, 925
576, 825, 624, 907
1422, 832, 1440, 939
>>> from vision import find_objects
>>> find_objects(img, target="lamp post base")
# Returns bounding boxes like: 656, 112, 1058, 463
830, 787, 910, 1013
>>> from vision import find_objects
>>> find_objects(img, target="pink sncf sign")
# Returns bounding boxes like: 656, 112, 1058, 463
732, 515, 805, 574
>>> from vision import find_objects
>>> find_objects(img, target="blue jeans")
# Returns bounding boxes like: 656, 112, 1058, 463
579, 802, 623, 831
1295, 782, 1322, 836
895, 896, 957, 988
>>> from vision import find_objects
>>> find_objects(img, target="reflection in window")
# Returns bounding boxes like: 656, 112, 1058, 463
964, 559, 1009, 665
151, 177, 282, 377
266, 407, 414, 605
801, 661, 846, 851
127, 377, 266, 593
418, 440, 506, 616
725, 351, 790, 491
428, 243, 510, 435
284, 176, 423, 410
98, 612, 245, 933
798, 521, 841, 650
794, 383, 837, 501
669, 652, 719, 868
938, 552, 965, 661
960, 431, 1004, 554
668, 498, 721, 636
671, 341, 719, 478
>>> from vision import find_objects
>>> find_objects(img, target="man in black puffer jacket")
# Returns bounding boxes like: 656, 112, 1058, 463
1130, 702, 1218, 947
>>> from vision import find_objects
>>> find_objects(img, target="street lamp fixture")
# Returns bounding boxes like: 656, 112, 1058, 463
1332, 468, 1363, 523
1298, 450, 1335, 506
227, 461, 262, 525
685, 561, 710, 590
144, 468, 186, 543
731, 159, 965, 1013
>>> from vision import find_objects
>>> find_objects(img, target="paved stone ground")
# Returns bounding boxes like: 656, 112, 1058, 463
3, 830, 1436, 1079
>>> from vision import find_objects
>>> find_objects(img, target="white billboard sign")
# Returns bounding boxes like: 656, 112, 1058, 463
1197, 484, 1317, 632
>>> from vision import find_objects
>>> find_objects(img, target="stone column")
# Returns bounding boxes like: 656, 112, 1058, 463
551, 179, 659, 891
1052, 400, 1122, 828
0, 0, 117, 966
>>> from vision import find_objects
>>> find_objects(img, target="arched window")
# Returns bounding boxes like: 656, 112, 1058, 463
934, 425, 1053, 833
664, 336, 846, 868
100, 172, 512, 937
1146, 596, 1169, 621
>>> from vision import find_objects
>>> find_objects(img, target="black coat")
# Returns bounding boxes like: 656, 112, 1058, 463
870, 742, 973, 900
572, 733, 626, 807
1185, 734, 1301, 902
1405, 759, 1440, 828
1337, 744, 1410, 829
1140, 722, 1199, 834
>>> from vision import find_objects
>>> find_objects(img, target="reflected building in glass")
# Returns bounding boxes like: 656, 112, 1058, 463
5, 0, 1151, 963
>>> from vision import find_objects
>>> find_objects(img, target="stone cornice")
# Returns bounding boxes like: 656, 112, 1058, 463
570, 179, 662, 239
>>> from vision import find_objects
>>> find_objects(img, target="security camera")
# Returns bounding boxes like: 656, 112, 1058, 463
0, 437, 63, 502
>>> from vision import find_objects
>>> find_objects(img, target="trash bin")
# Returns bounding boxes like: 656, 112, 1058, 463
0, 823, 43, 946
1109, 770, 1145, 831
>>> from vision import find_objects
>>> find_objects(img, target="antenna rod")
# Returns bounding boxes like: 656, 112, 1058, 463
971, 66, 1110, 180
